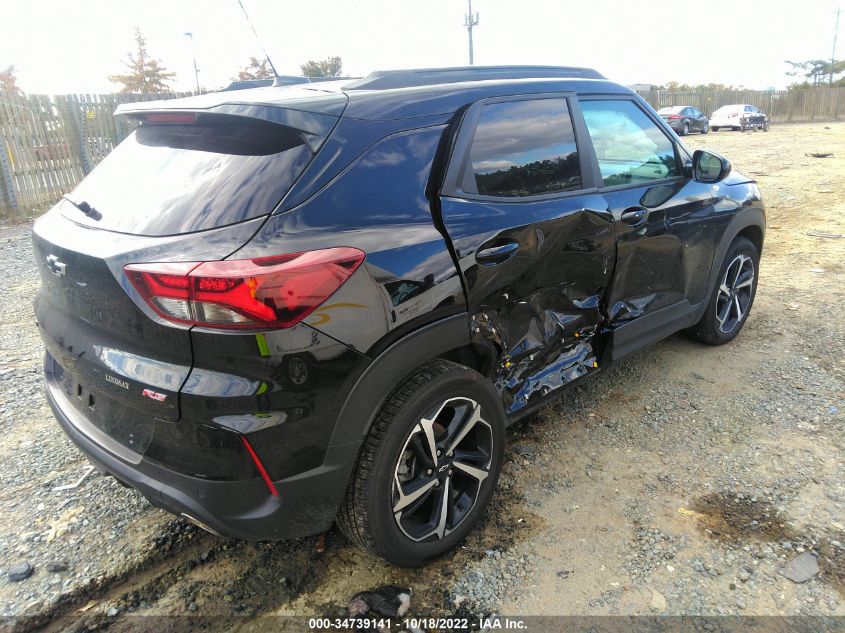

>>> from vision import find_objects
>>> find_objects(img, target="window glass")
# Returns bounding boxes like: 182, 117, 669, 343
65, 118, 312, 236
580, 100, 680, 187
468, 99, 581, 197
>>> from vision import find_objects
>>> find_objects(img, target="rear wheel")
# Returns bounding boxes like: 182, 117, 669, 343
338, 360, 505, 566
686, 237, 759, 345
701, 122, 710, 134
680, 121, 690, 136
712, 126, 720, 132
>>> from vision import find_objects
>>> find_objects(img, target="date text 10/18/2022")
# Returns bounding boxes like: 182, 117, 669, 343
309, 616, 528, 630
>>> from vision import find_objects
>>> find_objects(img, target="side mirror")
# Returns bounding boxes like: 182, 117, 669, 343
693, 149, 731, 183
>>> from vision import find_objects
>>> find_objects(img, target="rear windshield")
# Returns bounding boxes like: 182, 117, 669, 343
658, 106, 683, 114
64, 116, 314, 236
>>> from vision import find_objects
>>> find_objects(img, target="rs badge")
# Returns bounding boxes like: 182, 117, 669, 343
142, 388, 167, 402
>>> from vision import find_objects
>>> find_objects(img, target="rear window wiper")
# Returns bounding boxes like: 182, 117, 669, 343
63, 196, 102, 221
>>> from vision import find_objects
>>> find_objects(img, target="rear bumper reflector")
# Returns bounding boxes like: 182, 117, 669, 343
241, 436, 279, 497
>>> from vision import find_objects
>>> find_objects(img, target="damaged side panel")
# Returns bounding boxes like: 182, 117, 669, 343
440, 194, 614, 415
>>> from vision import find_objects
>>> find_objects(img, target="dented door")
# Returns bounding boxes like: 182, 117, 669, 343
439, 95, 614, 416
440, 196, 614, 414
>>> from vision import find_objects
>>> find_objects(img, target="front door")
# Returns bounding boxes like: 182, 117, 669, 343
577, 97, 718, 360
439, 94, 614, 416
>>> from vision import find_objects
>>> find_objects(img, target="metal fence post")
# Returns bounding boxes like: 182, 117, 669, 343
0, 132, 19, 214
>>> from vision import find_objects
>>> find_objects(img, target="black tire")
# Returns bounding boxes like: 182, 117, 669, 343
762, 120, 770, 132
685, 237, 759, 345
712, 126, 720, 132
733, 126, 741, 132
701, 123, 710, 134
680, 121, 689, 136
337, 359, 505, 566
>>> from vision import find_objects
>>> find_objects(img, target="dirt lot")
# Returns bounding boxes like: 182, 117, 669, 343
0, 122, 843, 631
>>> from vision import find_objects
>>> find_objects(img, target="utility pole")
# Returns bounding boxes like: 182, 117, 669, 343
832, 6, 842, 86
464, 0, 479, 66
183, 32, 201, 92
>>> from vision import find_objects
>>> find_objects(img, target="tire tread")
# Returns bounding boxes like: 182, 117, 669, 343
336, 359, 462, 554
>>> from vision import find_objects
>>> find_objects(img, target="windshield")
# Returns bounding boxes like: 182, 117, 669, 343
65, 116, 314, 236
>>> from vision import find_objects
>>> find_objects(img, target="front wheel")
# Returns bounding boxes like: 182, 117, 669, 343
711, 126, 720, 132
685, 237, 759, 345
701, 123, 710, 134
338, 360, 505, 566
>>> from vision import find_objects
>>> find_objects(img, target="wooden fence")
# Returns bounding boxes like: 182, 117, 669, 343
1, 86, 844, 219
635, 86, 845, 123
0, 90, 192, 218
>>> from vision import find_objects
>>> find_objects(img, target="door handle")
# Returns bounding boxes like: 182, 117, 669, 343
620, 206, 649, 226
476, 240, 520, 265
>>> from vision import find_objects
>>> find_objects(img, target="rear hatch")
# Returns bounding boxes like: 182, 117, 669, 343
35, 87, 346, 458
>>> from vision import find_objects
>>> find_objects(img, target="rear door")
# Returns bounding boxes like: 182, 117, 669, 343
577, 97, 717, 360
439, 94, 614, 415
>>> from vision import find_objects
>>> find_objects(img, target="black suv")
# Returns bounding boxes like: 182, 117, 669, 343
33, 66, 764, 566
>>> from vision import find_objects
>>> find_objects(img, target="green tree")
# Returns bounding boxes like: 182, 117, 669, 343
236, 56, 274, 81
656, 81, 744, 91
300, 56, 342, 78
0, 65, 20, 91
786, 59, 845, 86
109, 28, 176, 94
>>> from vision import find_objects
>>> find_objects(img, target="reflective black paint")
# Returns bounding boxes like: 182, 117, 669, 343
32, 74, 766, 541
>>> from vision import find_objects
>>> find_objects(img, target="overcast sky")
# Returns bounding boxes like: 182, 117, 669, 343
1, 0, 841, 94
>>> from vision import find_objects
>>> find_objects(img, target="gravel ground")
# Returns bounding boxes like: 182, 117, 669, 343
0, 122, 843, 630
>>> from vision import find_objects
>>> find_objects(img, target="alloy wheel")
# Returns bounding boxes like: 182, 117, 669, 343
715, 253, 755, 333
392, 397, 493, 542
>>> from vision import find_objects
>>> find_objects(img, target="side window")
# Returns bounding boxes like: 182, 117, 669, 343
468, 98, 581, 197
580, 100, 680, 187
683, 108, 693, 116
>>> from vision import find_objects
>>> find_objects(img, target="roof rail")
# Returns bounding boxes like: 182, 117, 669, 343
343, 65, 605, 90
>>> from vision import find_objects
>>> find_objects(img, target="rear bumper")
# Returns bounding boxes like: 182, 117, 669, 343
46, 377, 361, 541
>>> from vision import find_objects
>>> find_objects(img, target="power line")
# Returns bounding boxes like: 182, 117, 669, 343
463, 0, 480, 66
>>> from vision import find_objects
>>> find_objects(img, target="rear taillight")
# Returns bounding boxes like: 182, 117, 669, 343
668, 114, 682, 120
125, 247, 365, 330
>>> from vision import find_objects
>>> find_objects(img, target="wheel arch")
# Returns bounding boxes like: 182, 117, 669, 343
701, 205, 766, 319
328, 313, 488, 446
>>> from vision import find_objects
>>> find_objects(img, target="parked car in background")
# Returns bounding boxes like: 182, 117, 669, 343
657, 105, 709, 135
32, 65, 765, 566
710, 104, 769, 132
